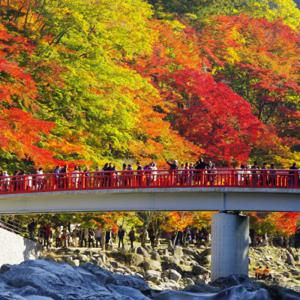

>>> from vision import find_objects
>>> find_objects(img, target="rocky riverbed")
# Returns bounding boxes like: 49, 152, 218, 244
1, 245, 299, 299
0, 259, 300, 300
38, 245, 300, 291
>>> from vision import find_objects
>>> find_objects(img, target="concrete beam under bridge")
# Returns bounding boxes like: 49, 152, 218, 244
0, 187, 299, 214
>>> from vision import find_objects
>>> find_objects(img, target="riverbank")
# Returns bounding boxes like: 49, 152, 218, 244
0, 259, 299, 300
39, 245, 300, 291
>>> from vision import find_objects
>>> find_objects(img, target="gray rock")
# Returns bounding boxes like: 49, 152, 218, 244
131, 253, 145, 267
192, 264, 210, 275
286, 252, 295, 266
184, 278, 195, 286
174, 246, 183, 260
72, 259, 80, 267
290, 269, 300, 276
151, 251, 161, 261
161, 255, 182, 273
139, 258, 161, 271
110, 261, 119, 268
145, 270, 161, 284
168, 269, 182, 282
136, 246, 150, 258
0, 264, 11, 274
79, 254, 89, 262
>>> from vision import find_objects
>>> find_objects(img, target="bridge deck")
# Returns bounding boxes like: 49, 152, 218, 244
0, 187, 299, 214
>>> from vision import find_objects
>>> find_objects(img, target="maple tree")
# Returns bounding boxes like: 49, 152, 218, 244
271, 213, 300, 236
161, 212, 194, 233
167, 69, 266, 164
137, 20, 268, 164
199, 15, 300, 165
250, 212, 300, 236
0, 24, 57, 166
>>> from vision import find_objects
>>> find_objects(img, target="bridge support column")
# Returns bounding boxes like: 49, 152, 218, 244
211, 212, 249, 280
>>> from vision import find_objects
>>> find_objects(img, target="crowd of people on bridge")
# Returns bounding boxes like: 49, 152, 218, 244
0, 159, 299, 192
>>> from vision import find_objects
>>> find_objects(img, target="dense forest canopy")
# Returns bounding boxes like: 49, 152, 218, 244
0, 0, 299, 236
0, 0, 299, 170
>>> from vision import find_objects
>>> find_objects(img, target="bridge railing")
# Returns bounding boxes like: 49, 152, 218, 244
0, 169, 299, 194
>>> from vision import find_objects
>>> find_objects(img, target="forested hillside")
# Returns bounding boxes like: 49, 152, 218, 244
0, 0, 299, 170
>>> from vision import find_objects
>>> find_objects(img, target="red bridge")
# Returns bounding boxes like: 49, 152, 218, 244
0, 169, 299, 194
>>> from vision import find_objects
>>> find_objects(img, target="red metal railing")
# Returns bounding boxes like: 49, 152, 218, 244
0, 169, 299, 195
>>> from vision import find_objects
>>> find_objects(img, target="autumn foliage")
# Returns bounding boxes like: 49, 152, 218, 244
0, 0, 299, 232
0, 25, 58, 166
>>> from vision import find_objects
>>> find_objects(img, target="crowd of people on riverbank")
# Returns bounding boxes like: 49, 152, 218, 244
25, 219, 211, 250
0, 159, 299, 192
23, 218, 300, 251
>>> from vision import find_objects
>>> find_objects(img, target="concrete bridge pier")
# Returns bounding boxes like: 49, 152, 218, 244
211, 212, 249, 280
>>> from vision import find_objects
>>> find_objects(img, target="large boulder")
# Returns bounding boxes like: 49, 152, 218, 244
168, 269, 182, 282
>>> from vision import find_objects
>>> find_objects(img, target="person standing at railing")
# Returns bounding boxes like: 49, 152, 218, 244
194, 158, 207, 185
84, 167, 90, 189
207, 161, 216, 186
237, 165, 245, 186
260, 163, 268, 186
289, 163, 298, 187
13, 170, 22, 192
78, 166, 83, 189
188, 162, 194, 185
53, 166, 60, 190
36, 168, 44, 190
127, 164, 134, 187
269, 164, 276, 186
136, 161, 143, 186
111, 164, 118, 187
251, 162, 259, 186
121, 163, 127, 187
167, 160, 178, 186
179, 164, 185, 185
151, 162, 158, 185
2, 171, 10, 192
72, 166, 80, 189
26, 173, 33, 191
144, 164, 152, 186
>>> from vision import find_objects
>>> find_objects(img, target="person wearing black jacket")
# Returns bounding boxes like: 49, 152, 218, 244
194, 158, 206, 185
166, 160, 178, 170
166, 160, 178, 185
